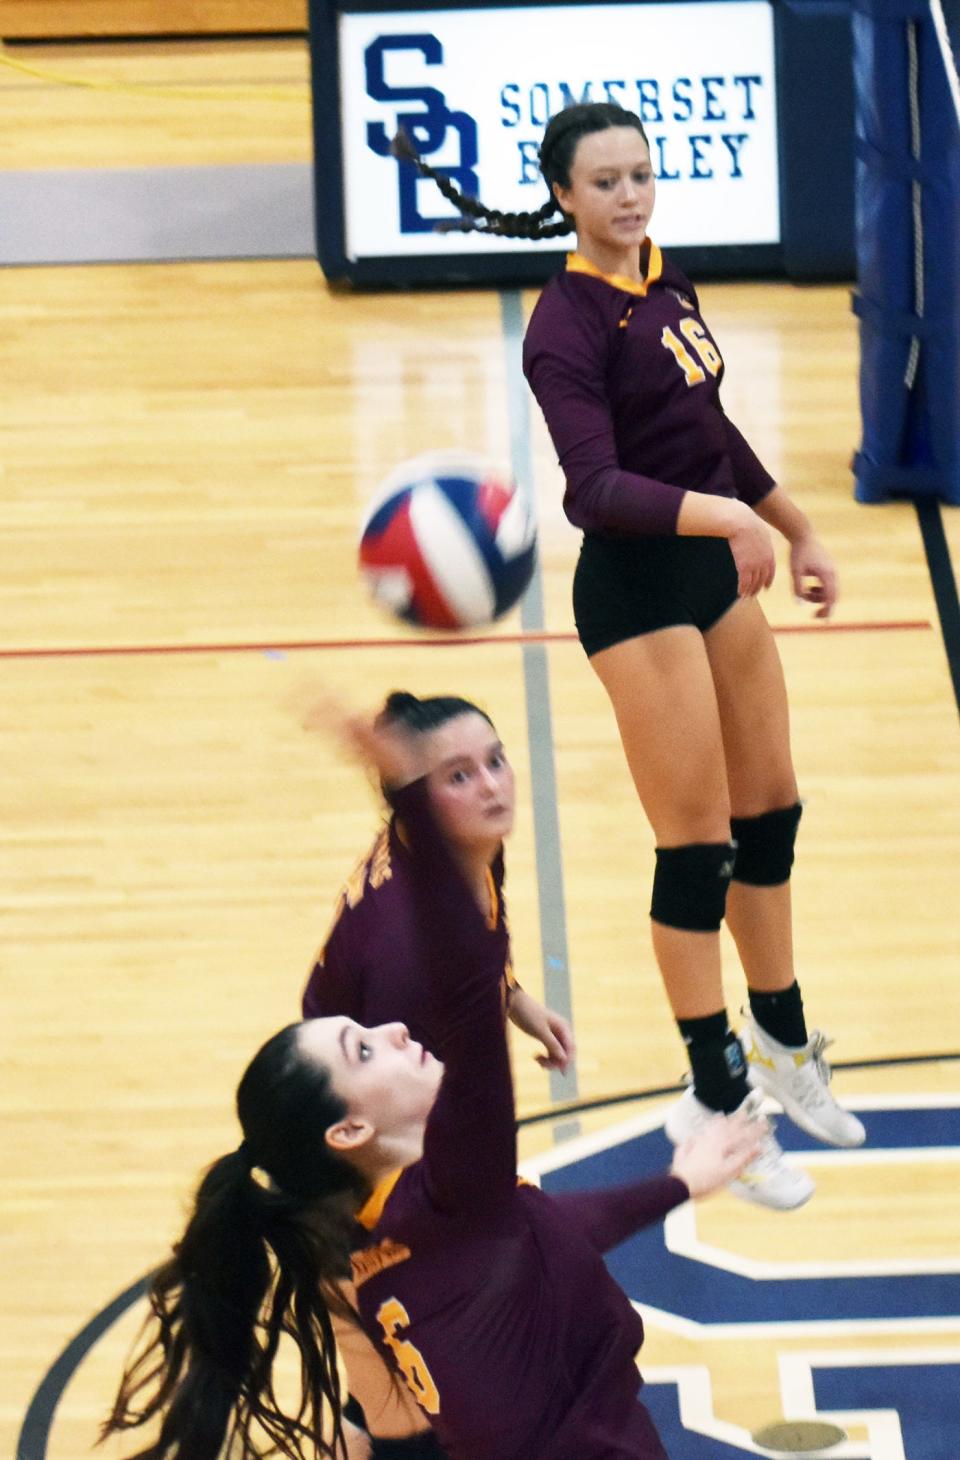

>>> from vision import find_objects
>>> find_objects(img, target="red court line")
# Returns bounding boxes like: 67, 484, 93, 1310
0, 620, 933, 661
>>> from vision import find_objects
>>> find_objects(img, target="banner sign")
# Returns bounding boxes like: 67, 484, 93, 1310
338, 2, 780, 260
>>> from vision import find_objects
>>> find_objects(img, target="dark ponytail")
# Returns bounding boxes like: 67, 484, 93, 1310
392, 102, 648, 241
102, 1025, 368, 1460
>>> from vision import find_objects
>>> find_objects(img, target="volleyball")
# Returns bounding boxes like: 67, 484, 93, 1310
358, 452, 537, 630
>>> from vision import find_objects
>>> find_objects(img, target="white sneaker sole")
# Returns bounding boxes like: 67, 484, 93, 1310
730, 1166, 814, 1211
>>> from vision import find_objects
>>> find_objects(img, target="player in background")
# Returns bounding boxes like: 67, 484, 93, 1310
102, 709, 764, 1460
303, 691, 572, 1071
393, 102, 865, 1211
302, 689, 574, 1459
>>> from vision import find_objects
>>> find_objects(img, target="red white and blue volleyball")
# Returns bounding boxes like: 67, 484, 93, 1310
358, 452, 537, 630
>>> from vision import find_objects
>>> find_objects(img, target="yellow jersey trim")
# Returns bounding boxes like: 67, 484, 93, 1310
484, 865, 499, 931
566, 241, 663, 297
357, 1167, 404, 1231
351, 1237, 412, 1288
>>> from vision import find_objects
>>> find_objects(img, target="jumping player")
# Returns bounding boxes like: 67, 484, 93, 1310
393, 104, 865, 1210
301, 690, 574, 1460
103, 712, 764, 1460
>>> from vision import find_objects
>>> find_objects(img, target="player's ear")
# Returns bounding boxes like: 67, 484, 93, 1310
552, 180, 571, 213
325, 1116, 375, 1155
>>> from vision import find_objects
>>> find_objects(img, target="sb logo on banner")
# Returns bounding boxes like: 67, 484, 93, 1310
364, 35, 480, 233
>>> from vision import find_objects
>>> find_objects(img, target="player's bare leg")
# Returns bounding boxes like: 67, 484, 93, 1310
589, 626, 814, 1207
705, 598, 864, 1148
590, 625, 729, 1018
704, 596, 798, 991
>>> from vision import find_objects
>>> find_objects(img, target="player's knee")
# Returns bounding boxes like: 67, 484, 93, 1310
650, 842, 736, 932
730, 802, 803, 886
654, 788, 731, 846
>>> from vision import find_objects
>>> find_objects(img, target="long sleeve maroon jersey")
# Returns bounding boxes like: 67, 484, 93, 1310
301, 816, 515, 1039
348, 781, 687, 1460
523, 241, 776, 538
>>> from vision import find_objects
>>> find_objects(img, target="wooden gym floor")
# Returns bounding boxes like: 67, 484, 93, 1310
3, 35, 959, 1460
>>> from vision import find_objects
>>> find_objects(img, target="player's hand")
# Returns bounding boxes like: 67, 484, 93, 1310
727, 502, 776, 599
507, 990, 576, 1073
670, 1106, 767, 1199
789, 531, 838, 619
535, 1008, 577, 1073
295, 687, 425, 789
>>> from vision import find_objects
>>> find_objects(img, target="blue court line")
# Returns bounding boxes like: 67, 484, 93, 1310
14, 1055, 958, 1460
516, 1048, 960, 1129
542, 1103, 960, 1325
500, 288, 579, 1119
16, 1274, 150, 1460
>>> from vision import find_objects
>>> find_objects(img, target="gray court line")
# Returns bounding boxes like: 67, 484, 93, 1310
0, 163, 314, 265
500, 289, 579, 1123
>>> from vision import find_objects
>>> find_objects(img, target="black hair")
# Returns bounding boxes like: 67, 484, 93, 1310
101, 1024, 368, 1460
377, 690, 494, 736
372, 692, 496, 811
375, 693, 496, 810
392, 102, 649, 240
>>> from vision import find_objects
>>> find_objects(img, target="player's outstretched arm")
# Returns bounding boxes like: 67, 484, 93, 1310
298, 691, 517, 1208
298, 691, 426, 788
549, 1106, 767, 1252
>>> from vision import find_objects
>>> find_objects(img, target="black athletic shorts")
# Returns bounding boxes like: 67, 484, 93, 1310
573, 533, 740, 658
342, 1395, 448, 1459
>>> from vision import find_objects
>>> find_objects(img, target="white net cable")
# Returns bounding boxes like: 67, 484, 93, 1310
905, 20, 923, 390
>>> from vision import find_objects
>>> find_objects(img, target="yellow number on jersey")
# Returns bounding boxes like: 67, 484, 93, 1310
679, 318, 722, 374
661, 321, 723, 386
376, 1297, 441, 1414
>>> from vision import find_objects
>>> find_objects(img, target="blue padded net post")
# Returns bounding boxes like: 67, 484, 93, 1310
853, 0, 960, 503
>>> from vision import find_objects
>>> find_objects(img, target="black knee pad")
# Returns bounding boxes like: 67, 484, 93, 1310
371, 1434, 448, 1459
650, 842, 735, 932
731, 802, 803, 886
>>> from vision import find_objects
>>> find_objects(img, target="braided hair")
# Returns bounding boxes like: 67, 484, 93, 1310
392, 102, 649, 241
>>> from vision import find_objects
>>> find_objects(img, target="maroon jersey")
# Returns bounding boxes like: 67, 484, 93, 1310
349, 781, 688, 1460
523, 241, 776, 537
301, 817, 515, 1038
